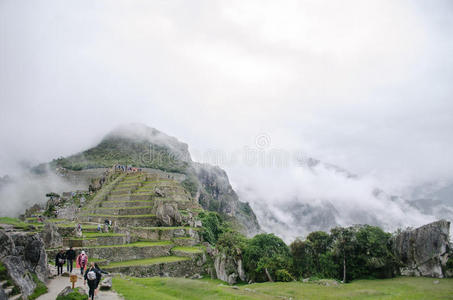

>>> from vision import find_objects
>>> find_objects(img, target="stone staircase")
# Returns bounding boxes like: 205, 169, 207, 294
0, 280, 22, 300
46, 171, 205, 278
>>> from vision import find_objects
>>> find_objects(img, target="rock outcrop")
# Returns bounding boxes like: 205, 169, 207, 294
393, 220, 451, 278
208, 247, 246, 285
155, 201, 182, 226
194, 163, 260, 235
40, 222, 63, 249
0, 229, 48, 298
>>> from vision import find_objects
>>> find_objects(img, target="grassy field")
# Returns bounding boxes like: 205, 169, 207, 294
113, 276, 453, 300
0, 217, 31, 229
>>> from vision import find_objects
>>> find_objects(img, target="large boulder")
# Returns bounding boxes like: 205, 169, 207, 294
0, 230, 48, 298
155, 200, 182, 226
40, 222, 63, 249
100, 277, 112, 290
211, 247, 246, 285
1, 256, 36, 297
392, 220, 451, 278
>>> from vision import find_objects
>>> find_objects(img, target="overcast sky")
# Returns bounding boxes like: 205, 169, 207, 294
1, 1, 453, 201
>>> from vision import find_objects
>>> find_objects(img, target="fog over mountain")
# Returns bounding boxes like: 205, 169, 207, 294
1, 1, 452, 241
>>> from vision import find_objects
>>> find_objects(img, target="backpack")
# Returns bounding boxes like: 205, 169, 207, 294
87, 270, 96, 281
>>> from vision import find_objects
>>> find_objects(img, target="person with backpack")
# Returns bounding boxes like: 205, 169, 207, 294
55, 249, 66, 275
84, 262, 100, 300
93, 263, 109, 294
65, 247, 76, 273
76, 251, 88, 275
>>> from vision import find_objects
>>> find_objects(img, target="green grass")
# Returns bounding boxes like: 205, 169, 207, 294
48, 257, 106, 266
0, 217, 31, 229
82, 232, 125, 238
68, 232, 125, 240
131, 226, 201, 231
104, 256, 189, 269
102, 200, 153, 203
89, 206, 154, 210
112, 276, 453, 300
28, 273, 48, 300
172, 246, 204, 253
57, 223, 98, 229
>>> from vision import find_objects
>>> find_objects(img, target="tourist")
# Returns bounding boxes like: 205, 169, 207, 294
76, 251, 88, 276
94, 263, 109, 294
65, 247, 76, 273
55, 249, 66, 275
84, 262, 100, 300
97, 223, 101, 232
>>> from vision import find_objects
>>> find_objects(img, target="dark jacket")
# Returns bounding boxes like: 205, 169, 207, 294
94, 263, 109, 275
55, 252, 66, 266
84, 267, 101, 283
66, 249, 76, 260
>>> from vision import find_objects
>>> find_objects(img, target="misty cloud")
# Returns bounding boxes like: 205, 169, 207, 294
0, 1, 452, 237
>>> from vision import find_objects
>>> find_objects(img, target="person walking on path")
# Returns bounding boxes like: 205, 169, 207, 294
76, 251, 88, 276
94, 263, 109, 295
84, 262, 101, 300
55, 249, 66, 275
65, 247, 76, 273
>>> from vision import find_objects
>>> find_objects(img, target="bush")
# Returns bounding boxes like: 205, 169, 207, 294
199, 212, 226, 244
243, 233, 292, 282
276, 269, 294, 282
56, 288, 88, 300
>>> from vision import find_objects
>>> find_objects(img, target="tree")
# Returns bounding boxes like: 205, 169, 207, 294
331, 227, 356, 283
199, 212, 224, 244
243, 233, 292, 282
290, 238, 314, 278
306, 231, 331, 271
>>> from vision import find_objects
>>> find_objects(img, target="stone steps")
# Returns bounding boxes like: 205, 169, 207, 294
170, 246, 204, 258
87, 206, 155, 215
78, 214, 159, 227
100, 200, 154, 208
107, 194, 153, 201
126, 226, 201, 242
10, 293, 23, 300
63, 234, 129, 247
173, 237, 200, 247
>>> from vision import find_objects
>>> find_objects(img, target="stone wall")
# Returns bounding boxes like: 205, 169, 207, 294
103, 259, 204, 277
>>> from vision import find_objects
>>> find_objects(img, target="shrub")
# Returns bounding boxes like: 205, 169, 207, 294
243, 233, 292, 282
56, 288, 88, 300
276, 269, 294, 282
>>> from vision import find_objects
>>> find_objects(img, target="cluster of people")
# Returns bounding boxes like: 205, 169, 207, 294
55, 248, 108, 300
114, 164, 142, 173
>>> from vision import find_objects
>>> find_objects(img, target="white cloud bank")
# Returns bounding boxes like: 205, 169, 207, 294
1, 0, 452, 238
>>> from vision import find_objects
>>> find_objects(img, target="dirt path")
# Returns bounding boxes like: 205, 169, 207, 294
37, 273, 124, 300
